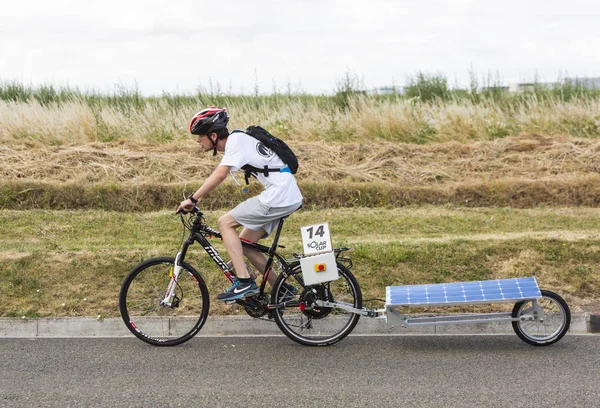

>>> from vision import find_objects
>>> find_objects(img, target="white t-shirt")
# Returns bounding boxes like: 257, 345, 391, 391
219, 131, 303, 207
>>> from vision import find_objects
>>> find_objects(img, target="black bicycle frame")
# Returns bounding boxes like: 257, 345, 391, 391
176, 211, 292, 297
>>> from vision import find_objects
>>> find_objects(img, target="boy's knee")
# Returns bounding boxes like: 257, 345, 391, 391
217, 216, 227, 230
218, 213, 236, 230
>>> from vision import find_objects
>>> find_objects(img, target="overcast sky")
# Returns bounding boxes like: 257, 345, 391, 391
1, 0, 599, 95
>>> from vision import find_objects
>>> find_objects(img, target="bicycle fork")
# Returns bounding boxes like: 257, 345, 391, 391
160, 252, 183, 307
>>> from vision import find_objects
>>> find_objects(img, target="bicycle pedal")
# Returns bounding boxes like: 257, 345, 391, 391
224, 300, 237, 305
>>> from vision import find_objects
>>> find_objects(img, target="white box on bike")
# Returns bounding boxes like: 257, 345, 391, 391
300, 251, 339, 286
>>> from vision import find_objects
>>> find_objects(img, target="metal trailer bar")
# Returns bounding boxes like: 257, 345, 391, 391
315, 300, 381, 317
385, 307, 537, 328
315, 299, 545, 328
315, 276, 547, 328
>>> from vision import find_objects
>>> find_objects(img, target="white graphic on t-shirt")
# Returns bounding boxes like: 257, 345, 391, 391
256, 142, 274, 158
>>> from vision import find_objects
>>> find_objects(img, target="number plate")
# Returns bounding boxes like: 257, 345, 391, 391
300, 223, 332, 255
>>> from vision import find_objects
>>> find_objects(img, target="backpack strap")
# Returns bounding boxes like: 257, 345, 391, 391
237, 127, 290, 183
241, 164, 292, 184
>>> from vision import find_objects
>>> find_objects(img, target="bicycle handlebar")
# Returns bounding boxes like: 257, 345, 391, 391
176, 206, 200, 216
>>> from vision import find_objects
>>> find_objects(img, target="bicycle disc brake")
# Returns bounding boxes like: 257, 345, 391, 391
300, 285, 333, 319
170, 294, 182, 308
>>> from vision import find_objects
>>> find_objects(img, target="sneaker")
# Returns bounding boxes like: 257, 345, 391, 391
217, 279, 259, 301
278, 282, 299, 303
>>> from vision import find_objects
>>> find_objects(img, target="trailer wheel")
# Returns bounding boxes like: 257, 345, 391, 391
512, 290, 570, 346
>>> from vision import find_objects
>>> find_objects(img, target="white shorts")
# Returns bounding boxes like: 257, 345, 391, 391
230, 196, 302, 236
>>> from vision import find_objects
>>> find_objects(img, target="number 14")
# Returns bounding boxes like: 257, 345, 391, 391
306, 225, 325, 239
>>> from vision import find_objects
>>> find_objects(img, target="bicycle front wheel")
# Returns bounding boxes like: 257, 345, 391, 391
119, 257, 210, 346
271, 262, 362, 346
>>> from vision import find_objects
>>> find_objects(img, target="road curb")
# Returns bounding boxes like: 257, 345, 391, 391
589, 314, 600, 333
0, 313, 596, 338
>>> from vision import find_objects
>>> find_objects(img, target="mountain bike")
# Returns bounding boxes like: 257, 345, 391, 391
119, 206, 366, 347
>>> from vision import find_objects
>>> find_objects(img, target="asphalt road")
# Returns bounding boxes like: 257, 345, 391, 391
1, 335, 598, 407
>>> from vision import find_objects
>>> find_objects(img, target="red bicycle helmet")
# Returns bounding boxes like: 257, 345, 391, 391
189, 107, 229, 135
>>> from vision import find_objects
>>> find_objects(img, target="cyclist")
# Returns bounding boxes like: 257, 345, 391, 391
176, 107, 303, 301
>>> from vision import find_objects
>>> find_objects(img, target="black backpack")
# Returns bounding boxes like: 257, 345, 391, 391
231, 126, 299, 184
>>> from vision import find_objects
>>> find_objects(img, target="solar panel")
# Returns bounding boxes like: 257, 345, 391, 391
386, 277, 541, 307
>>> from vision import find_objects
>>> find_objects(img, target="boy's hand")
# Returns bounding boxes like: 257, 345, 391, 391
176, 199, 195, 214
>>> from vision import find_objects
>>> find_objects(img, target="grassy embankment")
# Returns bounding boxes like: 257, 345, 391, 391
2, 207, 599, 317
1, 78, 599, 317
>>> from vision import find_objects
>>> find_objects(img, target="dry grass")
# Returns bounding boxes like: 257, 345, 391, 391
2, 134, 599, 210
1, 96, 599, 145
2, 95, 599, 210
2, 134, 599, 186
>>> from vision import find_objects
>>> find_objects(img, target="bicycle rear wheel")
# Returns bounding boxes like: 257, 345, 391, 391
119, 257, 210, 346
271, 262, 362, 346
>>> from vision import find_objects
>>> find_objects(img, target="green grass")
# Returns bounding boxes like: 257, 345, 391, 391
3, 75, 600, 110
4, 207, 600, 253
1, 207, 599, 317
4, 176, 600, 211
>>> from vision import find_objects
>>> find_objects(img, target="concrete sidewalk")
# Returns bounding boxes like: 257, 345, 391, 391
1, 313, 597, 338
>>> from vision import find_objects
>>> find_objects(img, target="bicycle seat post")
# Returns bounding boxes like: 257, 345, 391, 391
263, 216, 287, 275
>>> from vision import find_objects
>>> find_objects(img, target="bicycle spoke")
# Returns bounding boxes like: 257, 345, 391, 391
120, 258, 209, 346
513, 291, 569, 345
272, 263, 362, 345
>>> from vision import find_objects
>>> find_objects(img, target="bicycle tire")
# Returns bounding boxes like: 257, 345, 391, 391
119, 257, 210, 346
511, 289, 570, 346
271, 262, 362, 346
